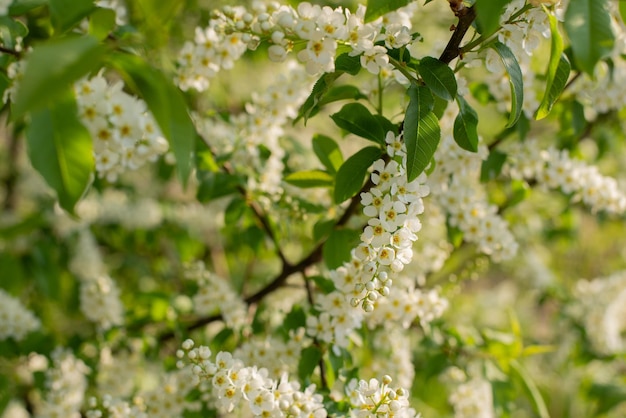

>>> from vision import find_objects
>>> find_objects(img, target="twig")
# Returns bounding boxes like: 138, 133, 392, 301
439, 5, 476, 64
2, 130, 20, 211
0, 45, 21, 58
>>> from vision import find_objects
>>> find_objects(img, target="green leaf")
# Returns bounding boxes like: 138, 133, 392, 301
588, 383, 626, 416
0, 16, 28, 49
480, 151, 507, 182
453, 96, 479, 152
319, 85, 367, 107
310, 275, 336, 294
12, 35, 105, 118
331, 103, 386, 145
284, 170, 334, 188
564, 0, 614, 75
196, 172, 240, 202
298, 346, 323, 382
404, 83, 440, 182
49, 0, 95, 32
323, 228, 360, 269
491, 41, 524, 127
89, 7, 117, 41
536, 10, 570, 120
417, 56, 457, 101
474, 0, 512, 35
9, 0, 47, 15
313, 134, 343, 174
364, 0, 411, 23
334, 146, 383, 203
110, 53, 196, 185
282, 305, 307, 336
510, 360, 550, 418
620, 2, 626, 26
296, 54, 361, 124
25, 94, 93, 213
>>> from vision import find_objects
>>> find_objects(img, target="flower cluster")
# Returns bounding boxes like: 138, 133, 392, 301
0, 288, 40, 341
233, 329, 307, 379
176, 1, 417, 88
195, 61, 311, 199
345, 375, 418, 418
74, 74, 169, 182
571, 270, 626, 355
185, 261, 248, 332
34, 349, 90, 418
430, 114, 518, 262
69, 230, 125, 330
448, 377, 495, 418
86, 395, 147, 418
505, 139, 626, 214
179, 339, 327, 417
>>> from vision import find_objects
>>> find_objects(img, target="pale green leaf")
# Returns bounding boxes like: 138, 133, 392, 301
536, 9, 571, 119
49, 0, 96, 32
323, 229, 361, 269
284, 170, 334, 188
312, 134, 343, 174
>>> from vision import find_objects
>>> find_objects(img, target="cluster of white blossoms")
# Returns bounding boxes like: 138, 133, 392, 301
344, 375, 418, 418
369, 330, 415, 389
69, 230, 125, 330
179, 339, 328, 417
233, 329, 307, 379
504, 139, 626, 214
34, 349, 90, 418
0, 289, 41, 341
86, 395, 147, 418
367, 278, 448, 330
186, 261, 248, 332
448, 377, 495, 418
430, 112, 518, 262
176, 1, 417, 88
74, 74, 169, 182
571, 270, 626, 355
195, 61, 311, 199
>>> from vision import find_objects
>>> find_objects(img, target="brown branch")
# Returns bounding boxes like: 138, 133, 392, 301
439, 5, 476, 65
157, 168, 373, 342
0, 45, 21, 58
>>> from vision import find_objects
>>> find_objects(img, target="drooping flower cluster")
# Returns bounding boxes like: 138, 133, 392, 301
86, 395, 147, 418
74, 74, 169, 182
34, 349, 90, 418
69, 230, 125, 330
505, 139, 626, 214
176, 1, 417, 89
571, 270, 626, 355
344, 375, 418, 418
185, 261, 248, 332
195, 61, 312, 199
429, 108, 519, 262
0, 288, 41, 341
179, 339, 328, 417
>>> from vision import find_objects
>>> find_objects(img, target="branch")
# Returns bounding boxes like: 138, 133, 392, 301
0, 45, 21, 58
439, 5, 476, 65
2, 130, 20, 211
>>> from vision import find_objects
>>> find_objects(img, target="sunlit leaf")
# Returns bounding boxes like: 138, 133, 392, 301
404, 83, 440, 182
364, 0, 410, 23
474, 0, 512, 35
284, 170, 334, 188
25, 93, 93, 213
331, 103, 386, 145
313, 134, 343, 174
334, 146, 382, 203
